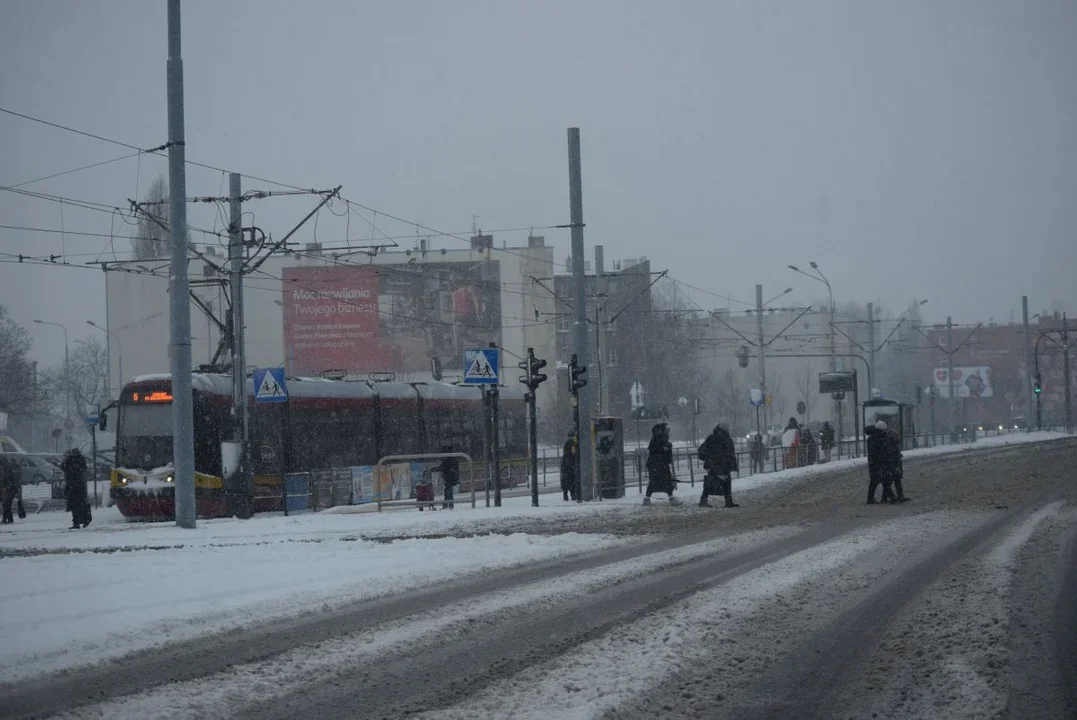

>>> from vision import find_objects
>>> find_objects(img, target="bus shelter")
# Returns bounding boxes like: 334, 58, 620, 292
862, 398, 916, 450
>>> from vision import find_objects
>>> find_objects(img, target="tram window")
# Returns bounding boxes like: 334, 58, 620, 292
249, 405, 285, 475
193, 398, 224, 477
381, 406, 420, 456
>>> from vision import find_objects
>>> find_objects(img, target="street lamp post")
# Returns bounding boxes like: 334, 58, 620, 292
789, 262, 837, 420
86, 320, 122, 401
34, 320, 71, 448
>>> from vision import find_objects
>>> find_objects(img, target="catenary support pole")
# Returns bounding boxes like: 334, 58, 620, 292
567, 128, 593, 500
167, 0, 196, 529
1023, 296, 1033, 432
756, 284, 766, 432
1064, 314, 1071, 434
947, 316, 956, 436
228, 173, 251, 518
867, 302, 875, 394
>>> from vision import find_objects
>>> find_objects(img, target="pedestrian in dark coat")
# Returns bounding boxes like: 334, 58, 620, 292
436, 445, 459, 509
560, 433, 578, 502
644, 423, 680, 505
61, 449, 92, 529
885, 427, 908, 502
0, 457, 22, 524
697, 424, 739, 508
749, 434, 766, 474
820, 421, 835, 462
865, 421, 907, 504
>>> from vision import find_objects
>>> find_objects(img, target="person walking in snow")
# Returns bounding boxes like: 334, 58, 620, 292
61, 448, 92, 529
884, 424, 908, 503
560, 433, 578, 502
865, 421, 907, 504
643, 423, 680, 505
698, 423, 739, 508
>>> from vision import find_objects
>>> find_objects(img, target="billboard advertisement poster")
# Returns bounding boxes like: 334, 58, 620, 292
933, 366, 993, 398
283, 261, 502, 376
350, 466, 375, 505
282, 266, 385, 375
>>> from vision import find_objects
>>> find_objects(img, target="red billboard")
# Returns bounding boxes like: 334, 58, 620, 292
282, 266, 392, 374
282, 260, 502, 376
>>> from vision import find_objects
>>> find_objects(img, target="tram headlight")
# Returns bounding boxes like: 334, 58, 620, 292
163, 474, 174, 484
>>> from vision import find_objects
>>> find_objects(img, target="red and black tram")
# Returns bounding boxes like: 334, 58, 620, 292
109, 372, 526, 520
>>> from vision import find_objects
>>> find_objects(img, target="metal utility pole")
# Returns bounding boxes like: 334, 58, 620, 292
228, 173, 251, 518
567, 127, 592, 500
482, 389, 492, 507
1022, 296, 1033, 432
867, 302, 875, 393
947, 316, 956, 435
491, 388, 502, 507
1064, 313, 1071, 434
755, 285, 766, 432
167, 0, 196, 529
490, 342, 502, 507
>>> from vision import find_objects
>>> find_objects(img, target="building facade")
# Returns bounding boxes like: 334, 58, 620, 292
103, 236, 559, 418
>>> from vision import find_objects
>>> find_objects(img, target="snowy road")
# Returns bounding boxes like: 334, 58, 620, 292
2, 437, 1076, 719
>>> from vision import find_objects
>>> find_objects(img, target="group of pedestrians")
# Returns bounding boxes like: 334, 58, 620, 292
643, 422, 740, 508
556, 415, 908, 509
865, 420, 908, 504
0, 448, 92, 528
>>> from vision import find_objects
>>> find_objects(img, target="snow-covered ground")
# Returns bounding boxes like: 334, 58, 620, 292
51, 526, 803, 720
0, 430, 1066, 688
0, 521, 626, 683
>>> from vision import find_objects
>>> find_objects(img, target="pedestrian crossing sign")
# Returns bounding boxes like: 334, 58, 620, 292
253, 367, 289, 403
462, 348, 499, 385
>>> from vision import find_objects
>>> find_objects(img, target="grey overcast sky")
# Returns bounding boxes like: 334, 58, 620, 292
2, 0, 1075, 364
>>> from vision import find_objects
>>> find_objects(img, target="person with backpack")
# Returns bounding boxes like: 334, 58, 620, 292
643, 423, 681, 505
697, 423, 740, 508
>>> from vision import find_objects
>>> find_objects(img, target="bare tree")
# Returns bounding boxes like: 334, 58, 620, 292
795, 363, 819, 424
0, 306, 40, 418
769, 370, 787, 423
715, 367, 746, 433
40, 337, 108, 418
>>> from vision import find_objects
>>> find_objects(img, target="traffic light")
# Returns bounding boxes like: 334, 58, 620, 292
517, 348, 548, 393
569, 353, 588, 393
1034, 373, 1042, 394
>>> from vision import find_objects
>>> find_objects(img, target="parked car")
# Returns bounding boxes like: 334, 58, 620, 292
0, 452, 62, 485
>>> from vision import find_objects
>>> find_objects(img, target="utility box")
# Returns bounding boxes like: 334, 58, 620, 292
591, 416, 625, 500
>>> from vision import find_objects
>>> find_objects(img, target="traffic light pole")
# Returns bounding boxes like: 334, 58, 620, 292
518, 347, 547, 508
568, 353, 588, 503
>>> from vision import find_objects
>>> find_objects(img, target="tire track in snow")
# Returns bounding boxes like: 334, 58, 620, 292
408, 513, 973, 720
837, 501, 1065, 720
45, 526, 802, 720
